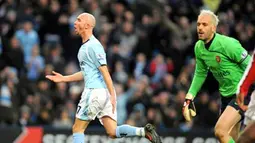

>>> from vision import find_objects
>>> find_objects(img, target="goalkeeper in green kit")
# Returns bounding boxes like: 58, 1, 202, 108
182, 10, 251, 143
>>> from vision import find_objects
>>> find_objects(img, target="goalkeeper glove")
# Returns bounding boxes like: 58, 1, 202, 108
182, 93, 196, 122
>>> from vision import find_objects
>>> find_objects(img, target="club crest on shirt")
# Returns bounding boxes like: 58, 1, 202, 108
216, 55, 221, 63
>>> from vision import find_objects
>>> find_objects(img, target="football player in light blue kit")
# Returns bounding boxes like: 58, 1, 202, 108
46, 13, 161, 143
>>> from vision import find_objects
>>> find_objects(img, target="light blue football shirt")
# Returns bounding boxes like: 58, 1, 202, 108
78, 35, 107, 88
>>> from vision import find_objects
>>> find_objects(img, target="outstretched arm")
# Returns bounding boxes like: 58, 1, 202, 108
46, 71, 83, 83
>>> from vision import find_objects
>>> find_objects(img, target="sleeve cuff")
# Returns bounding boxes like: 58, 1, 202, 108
186, 93, 194, 100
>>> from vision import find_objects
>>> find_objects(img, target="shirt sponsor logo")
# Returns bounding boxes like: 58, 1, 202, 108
215, 70, 230, 78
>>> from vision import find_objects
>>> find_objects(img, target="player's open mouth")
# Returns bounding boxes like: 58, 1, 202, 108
198, 32, 204, 36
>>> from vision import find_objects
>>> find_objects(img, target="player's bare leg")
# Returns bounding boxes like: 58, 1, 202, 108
237, 122, 255, 143
101, 116, 117, 138
229, 122, 241, 141
72, 118, 90, 143
101, 116, 162, 143
214, 106, 241, 143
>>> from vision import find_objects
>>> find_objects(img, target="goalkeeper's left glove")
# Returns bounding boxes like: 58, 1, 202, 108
182, 93, 196, 122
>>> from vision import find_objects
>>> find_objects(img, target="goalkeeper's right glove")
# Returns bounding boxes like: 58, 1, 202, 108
182, 93, 196, 122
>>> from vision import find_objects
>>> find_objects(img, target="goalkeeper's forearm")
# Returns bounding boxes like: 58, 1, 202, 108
63, 71, 83, 82
187, 75, 207, 99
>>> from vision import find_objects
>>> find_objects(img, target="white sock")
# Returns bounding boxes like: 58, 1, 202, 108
136, 128, 145, 137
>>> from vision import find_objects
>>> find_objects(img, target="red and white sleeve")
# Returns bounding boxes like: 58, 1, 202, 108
238, 51, 255, 97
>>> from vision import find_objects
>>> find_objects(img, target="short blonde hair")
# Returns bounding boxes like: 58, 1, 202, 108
199, 9, 219, 26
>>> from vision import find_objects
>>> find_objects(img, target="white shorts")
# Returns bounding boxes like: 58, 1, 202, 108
244, 91, 255, 125
76, 88, 117, 124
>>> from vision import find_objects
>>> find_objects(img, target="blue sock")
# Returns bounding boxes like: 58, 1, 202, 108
73, 133, 84, 143
116, 125, 145, 138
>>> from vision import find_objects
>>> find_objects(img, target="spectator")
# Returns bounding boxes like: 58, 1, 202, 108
44, 44, 65, 72
133, 53, 147, 80
36, 108, 52, 125
118, 21, 138, 60
113, 61, 128, 84
15, 20, 39, 61
26, 45, 45, 81
1, 9, 17, 38
146, 105, 162, 128
115, 82, 135, 125
65, 100, 76, 120
53, 108, 72, 128
149, 54, 167, 86
126, 103, 147, 127
18, 105, 33, 126
0, 36, 24, 75
51, 82, 67, 109
0, 67, 18, 125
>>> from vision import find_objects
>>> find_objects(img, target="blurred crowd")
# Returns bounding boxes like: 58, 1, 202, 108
0, 0, 254, 131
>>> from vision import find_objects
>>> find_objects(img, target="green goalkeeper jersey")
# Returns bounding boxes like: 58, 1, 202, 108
188, 33, 251, 98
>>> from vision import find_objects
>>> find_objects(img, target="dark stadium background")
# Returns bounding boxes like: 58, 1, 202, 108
0, 0, 254, 142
